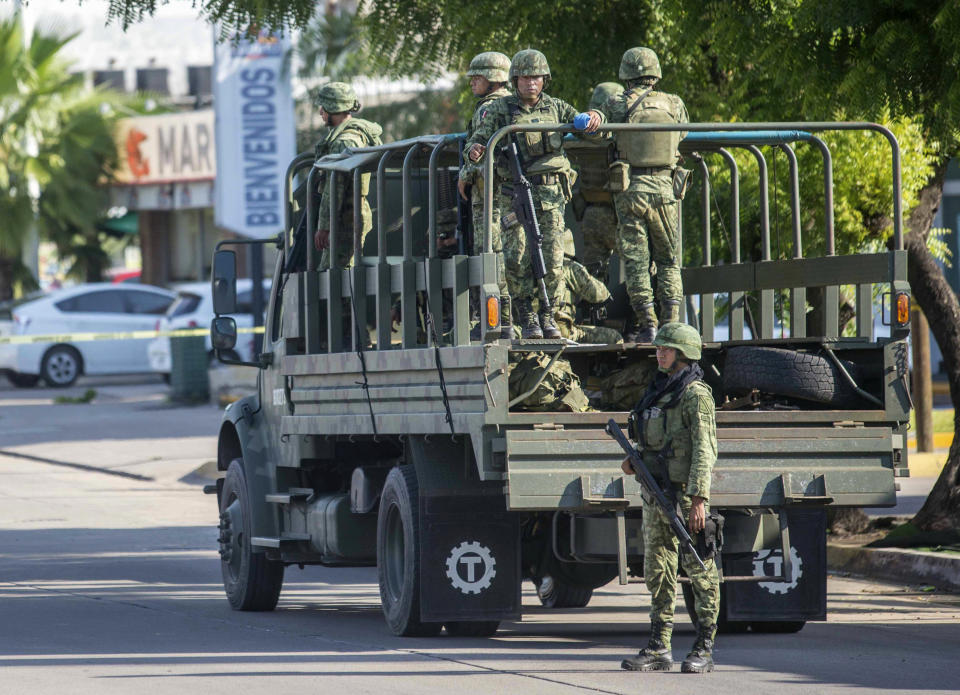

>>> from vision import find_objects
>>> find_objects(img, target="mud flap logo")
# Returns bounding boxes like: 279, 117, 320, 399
753, 546, 803, 594
445, 541, 496, 595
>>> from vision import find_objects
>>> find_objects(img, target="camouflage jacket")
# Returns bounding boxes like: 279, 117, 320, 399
464, 92, 603, 177
559, 258, 610, 309
459, 85, 513, 186
640, 379, 716, 500
314, 117, 383, 230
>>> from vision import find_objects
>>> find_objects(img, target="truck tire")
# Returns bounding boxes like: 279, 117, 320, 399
723, 346, 859, 407
219, 459, 284, 610
377, 466, 443, 637
444, 621, 501, 637
534, 575, 594, 608
41, 345, 81, 387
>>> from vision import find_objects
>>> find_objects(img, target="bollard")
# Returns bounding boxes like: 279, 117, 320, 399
170, 334, 210, 403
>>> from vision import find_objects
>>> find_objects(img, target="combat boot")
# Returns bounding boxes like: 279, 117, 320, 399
625, 302, 658, 343
661, 299, 680, 324
681, 623, 716, 674
516, 299, 543, 339
539, 310, 562, 339
621, 620, 674, 672
499, 295, 514, 340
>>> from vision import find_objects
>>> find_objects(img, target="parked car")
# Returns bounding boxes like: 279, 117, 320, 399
147, 279, 270, 377
0, 283, 176, 387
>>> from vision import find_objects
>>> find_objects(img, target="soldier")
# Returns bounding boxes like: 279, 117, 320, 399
458, 51, 514, 338
465, 48, 603, 340
555, 230, 622, 344
620, 322, 720, 674
600, 47, 688, 343
569, 81, 623, 281
313, 82, 384, 269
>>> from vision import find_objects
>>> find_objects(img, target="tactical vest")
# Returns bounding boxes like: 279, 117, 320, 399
316, 118, 383, 196
640, 380, 711, 484
566, 139, 617, 202
618, 90, 681, 168
501, 96, 568, 175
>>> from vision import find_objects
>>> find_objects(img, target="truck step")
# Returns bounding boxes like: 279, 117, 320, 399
251, 533, 311, 548
265, 487, 314, 504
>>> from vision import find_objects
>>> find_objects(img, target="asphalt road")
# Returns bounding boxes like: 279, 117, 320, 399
1, 379, 958, 694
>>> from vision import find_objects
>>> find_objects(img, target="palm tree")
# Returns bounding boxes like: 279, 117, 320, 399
0, 14, 124, 299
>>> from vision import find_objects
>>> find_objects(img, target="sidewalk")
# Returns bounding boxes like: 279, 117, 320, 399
828, 542, 960, 592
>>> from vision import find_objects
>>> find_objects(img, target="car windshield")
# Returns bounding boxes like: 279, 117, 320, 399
167, 292, 203, 317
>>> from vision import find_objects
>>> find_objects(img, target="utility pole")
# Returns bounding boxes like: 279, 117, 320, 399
911, 305, 934, 453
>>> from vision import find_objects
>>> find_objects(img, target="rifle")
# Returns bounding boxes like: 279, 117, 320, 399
500, 135, 553, 314
456, 139, 474, 256
605, 418, 708, 571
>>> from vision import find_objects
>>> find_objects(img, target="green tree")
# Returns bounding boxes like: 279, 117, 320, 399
0, 15, 127, 298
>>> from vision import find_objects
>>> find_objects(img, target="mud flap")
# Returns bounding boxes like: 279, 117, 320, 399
723, 509, 827, 622
418, 494, 521, 623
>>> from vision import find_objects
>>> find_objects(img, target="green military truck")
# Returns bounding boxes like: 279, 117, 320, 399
207, 122, 911, 637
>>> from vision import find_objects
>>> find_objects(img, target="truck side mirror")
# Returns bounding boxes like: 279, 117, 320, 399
211, 316, 238, 351
212, 250, 237, 315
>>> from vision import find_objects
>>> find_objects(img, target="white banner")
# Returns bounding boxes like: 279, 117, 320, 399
213, 29, 296, 239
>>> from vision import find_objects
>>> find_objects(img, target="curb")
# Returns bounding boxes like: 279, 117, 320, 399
827, 543, 960, 591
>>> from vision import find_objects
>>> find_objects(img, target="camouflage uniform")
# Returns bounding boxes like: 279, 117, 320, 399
465, 49, 603, 338
555, 249, 622, 344
314, 82, 384, 270
623, 322, 720, 674
600, 48, 688, 339
568, 82, 623, 280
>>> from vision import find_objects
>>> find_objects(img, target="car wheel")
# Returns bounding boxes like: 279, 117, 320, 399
41, 345, 82, 387
7, 372, 40, 388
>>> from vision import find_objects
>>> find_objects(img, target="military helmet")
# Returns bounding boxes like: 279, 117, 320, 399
466, 51, 511, 83
653, 322, 702, 360
563, 228, 576, 258
619, 47, 662, 81
510, 49, 551, 81
316, 82, 360, 113
589, 81, 624, 111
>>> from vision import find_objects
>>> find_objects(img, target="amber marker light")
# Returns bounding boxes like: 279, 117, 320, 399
896, 292, 910, 325
486, 296, 500, 327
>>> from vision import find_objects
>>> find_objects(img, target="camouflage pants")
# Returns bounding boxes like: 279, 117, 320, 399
581, 202, 618, 278
319, 200, 372, 270
555, 308, 623, 344
471, 186, 509, 299
503, 183, 566, 307
614, 175, 682, 312
642, 493, 720, 643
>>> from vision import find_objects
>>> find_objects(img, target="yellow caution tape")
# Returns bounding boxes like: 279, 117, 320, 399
0, 326, 265, 345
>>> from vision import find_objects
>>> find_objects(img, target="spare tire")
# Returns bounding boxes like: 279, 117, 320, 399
723, 346, 861, 407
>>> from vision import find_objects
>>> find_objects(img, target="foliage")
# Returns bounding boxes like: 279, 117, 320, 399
103, 0, 315, 36
0, 14, 128, 298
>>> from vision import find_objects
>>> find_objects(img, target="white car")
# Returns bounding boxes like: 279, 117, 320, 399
147, 279, 269, 376
0, 283, 176, 387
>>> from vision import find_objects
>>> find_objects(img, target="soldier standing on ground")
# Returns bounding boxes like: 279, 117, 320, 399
599, 48, 688, 343
568, 81, 623, 282
465, 49, 603, 340
458, 52, 514, 338
313, 82, 384, 269
620, 322, 720, 674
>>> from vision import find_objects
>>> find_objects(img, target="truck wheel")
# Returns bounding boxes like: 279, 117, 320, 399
681, 582, 749, 634
444, 621, 501, 637
750, 620, 806, 633
723, 346, 860, 407
41, 345, 81, 387
534, 575, 593, 608
377, 466, 443, 637
219, 459, 284, 611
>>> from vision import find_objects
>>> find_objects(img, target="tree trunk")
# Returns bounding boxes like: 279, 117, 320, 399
903, 164, 960, 532
0, 254, 15, 302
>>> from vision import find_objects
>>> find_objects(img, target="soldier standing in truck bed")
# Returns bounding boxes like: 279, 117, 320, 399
598, 48, 688, 343
465, 49, 603, 340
